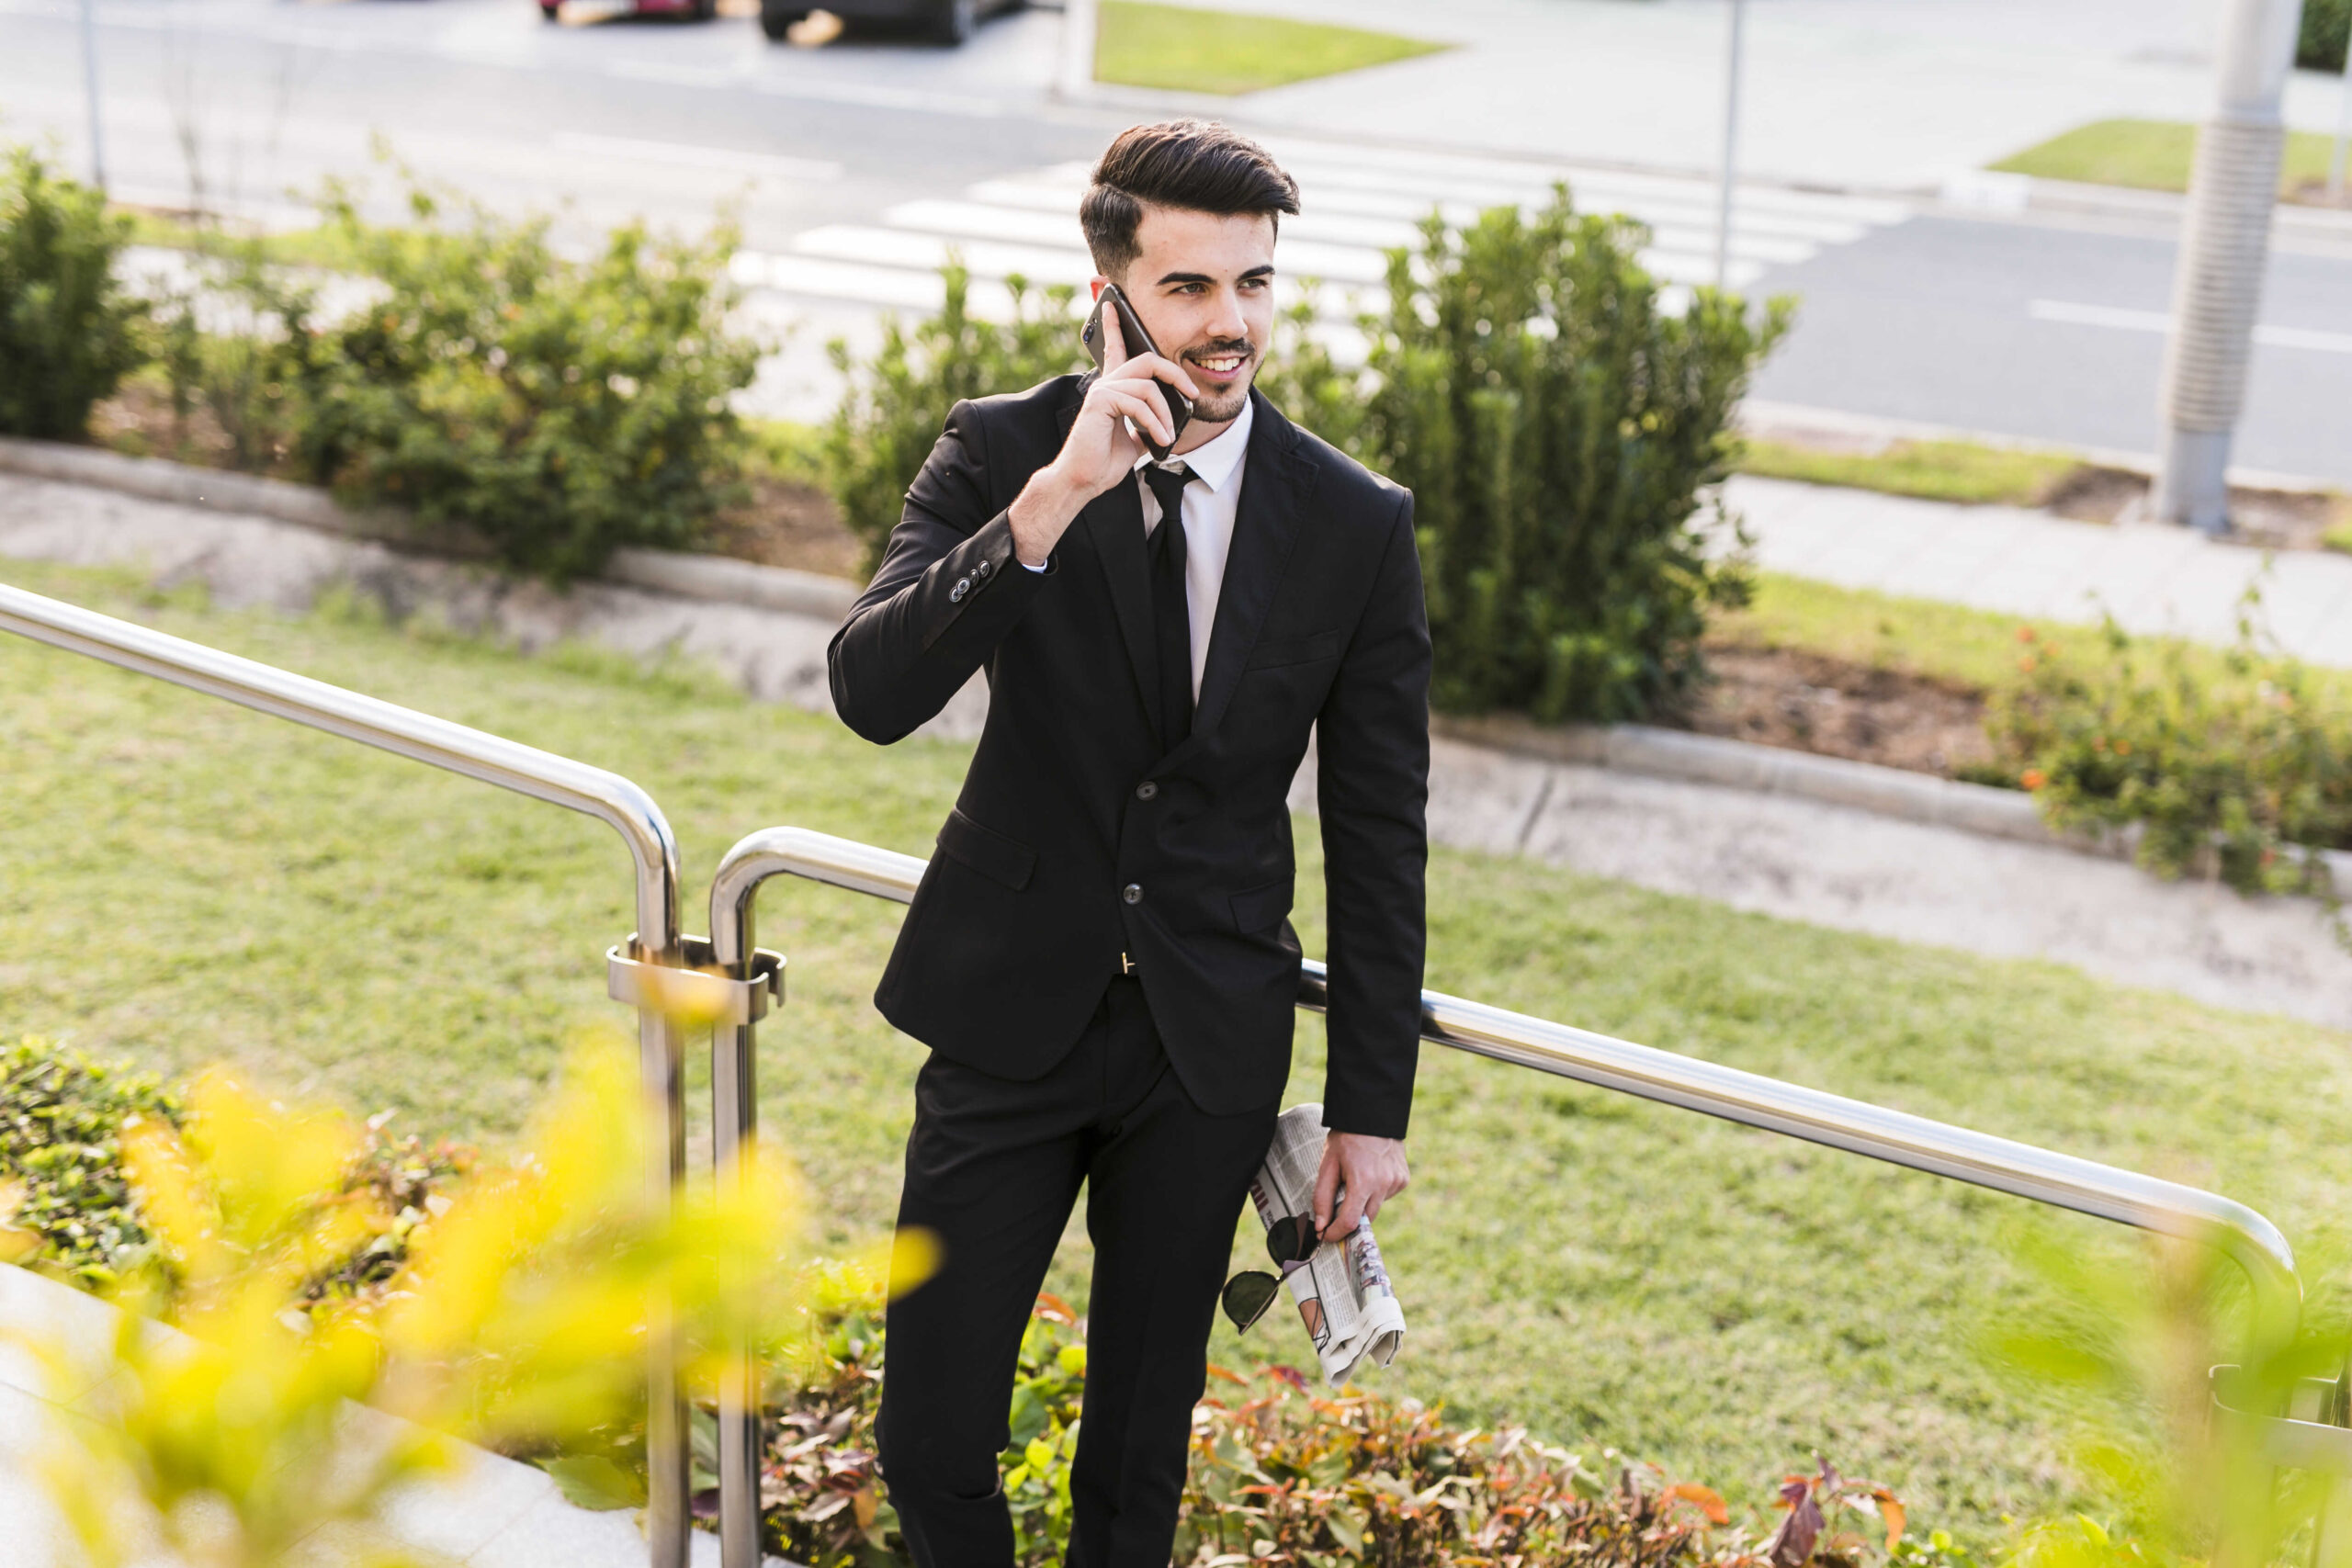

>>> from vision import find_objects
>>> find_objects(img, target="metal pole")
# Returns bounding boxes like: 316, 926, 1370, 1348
2152, 0, 2302, 533
1713, 0, 1747, 292
708, 866, 772, 1568
78, 0, 106, 192
1057, 0, 1099, 103
2330, 57, 2350, 203
0, 583, 694, 1568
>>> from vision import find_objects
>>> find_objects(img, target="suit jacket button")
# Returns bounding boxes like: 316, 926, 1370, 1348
1122, 883, 1143, 905
1135, 781, 1158, 801
975, 558, 992, 579
950, 578, 970, 602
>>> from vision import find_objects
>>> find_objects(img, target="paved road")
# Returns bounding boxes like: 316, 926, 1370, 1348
1747, 210, 2352, 484
3, 0, 2348, 477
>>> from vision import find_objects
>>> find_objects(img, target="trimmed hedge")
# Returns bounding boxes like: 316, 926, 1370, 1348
1354, 192, 1789, 723
2301, 0, 2348, 72
823, 265, 1087, 573
0, 149, 149, 441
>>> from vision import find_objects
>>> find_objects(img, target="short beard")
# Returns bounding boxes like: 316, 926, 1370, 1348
1192, 381, 1252, 424
1182, 337, 1258, 424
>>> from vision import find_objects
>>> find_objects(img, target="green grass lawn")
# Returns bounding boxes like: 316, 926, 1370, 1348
1736, 438, 2086, 510
1720, 572, 2352, 702
1094, 1, 1446, 96
6, 558, 2351, 1544
1990, 118, 2351, 203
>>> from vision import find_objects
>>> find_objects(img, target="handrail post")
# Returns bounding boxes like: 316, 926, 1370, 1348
709, 872, 765, 1568
0, 582, 695, 1568
641, 972, 691, 1568
707, 828, 929, 1568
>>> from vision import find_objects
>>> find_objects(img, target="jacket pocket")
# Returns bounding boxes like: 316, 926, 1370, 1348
1229, 876, 1295, 934
1244, 631, 1343, 671
935, 807, 1036, 891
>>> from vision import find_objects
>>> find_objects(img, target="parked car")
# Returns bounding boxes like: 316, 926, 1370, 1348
544, 0, 718, 19
759, 0, 1022, 45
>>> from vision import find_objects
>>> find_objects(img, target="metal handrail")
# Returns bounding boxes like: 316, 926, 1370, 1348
704, 824, 2304, 1568
709, 825, 2299, 1326
0, 582, 696, 1568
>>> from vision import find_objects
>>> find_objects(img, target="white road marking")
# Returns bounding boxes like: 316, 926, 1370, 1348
741, 146, 1895, 317
2030, 299, 2352, 355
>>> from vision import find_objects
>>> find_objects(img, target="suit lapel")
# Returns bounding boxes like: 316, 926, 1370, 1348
1076, 459, 1163, 742
1173, 391, 1317, 754
1056, 375, 1160, 739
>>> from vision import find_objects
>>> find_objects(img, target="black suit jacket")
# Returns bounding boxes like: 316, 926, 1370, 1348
827, 378, 1430, 1139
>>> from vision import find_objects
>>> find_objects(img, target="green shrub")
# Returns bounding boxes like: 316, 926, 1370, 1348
0, 1036, 179, 1290
1985, 616, 2352, 891
2301, 0, 2348, 72
1354, 191, 1791, 722
156, 235, 330, 473
823, 265, 1087, 572
0, 147, 150, 440
0, 1035, 469, 1301
288, 185, 761, 585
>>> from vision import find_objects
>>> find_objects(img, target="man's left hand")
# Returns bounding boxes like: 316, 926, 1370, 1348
1311, 1133, 1408, 1240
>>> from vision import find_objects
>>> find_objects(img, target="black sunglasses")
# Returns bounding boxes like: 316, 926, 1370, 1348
1264, 1213, 1320, 1267
1220, 1269, 1282, 1333
1219, 1214, 1326, 1333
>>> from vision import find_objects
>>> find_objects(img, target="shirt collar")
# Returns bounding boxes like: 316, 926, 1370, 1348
1135, 394, 1253, 493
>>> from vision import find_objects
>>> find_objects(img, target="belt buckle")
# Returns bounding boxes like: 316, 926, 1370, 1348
1118, 951, 1136, 976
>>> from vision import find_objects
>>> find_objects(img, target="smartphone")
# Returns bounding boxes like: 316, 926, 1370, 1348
1081, 283, 1192, 463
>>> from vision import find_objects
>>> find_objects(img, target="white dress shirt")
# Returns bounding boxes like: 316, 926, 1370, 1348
1023, 398, 1252, 705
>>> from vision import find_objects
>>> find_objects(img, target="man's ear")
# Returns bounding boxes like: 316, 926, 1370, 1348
1089, 276, 1108, 301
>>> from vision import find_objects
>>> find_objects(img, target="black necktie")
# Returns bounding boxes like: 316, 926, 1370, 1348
1144, 463, 1199, 753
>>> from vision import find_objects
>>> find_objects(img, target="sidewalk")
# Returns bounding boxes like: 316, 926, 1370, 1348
1175, 0, 2352, 194
1729, 474, 2352, 665
0, 1263, 753, 1568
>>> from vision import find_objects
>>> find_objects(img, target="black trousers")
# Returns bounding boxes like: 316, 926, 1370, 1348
876, 976, 1280, 1568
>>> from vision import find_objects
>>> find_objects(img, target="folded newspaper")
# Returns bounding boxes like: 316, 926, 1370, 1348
1244, 1102, 1407, 1388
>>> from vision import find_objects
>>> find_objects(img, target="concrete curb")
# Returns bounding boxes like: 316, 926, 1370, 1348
1939, 169, 2352, 243
1437, 712, 2058, 845
1440, 711, 2352, 893
1736, 400, 2346, 499
0, 437, 862, 624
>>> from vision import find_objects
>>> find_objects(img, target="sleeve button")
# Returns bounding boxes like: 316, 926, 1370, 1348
950, 578, 970, 602
975, 559, 992, 579
1135, 781, 1158, 801
1121, 883, 1143, 905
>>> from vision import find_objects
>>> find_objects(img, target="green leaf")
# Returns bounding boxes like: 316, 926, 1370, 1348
540, 1455, 647, 1512
1007, 1384, 1047, 1448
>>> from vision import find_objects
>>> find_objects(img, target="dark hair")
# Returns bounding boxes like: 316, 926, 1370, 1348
1080, 120, 1301, 279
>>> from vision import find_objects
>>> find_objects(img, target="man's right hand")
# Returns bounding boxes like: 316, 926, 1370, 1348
1008, 304, 1198, 568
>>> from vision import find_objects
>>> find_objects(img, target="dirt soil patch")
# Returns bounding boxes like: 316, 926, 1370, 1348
703, 477, 865, 580
2029, 466, 2343, 543
1682, 642, 2003, 780
2041, 465, 2145, 524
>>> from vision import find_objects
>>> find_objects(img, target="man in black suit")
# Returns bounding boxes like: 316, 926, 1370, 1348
828, 119, 1430, 1568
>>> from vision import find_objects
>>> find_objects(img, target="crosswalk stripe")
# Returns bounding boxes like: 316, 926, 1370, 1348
969, 174, 1870, 250
740, 146, 1904, 325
